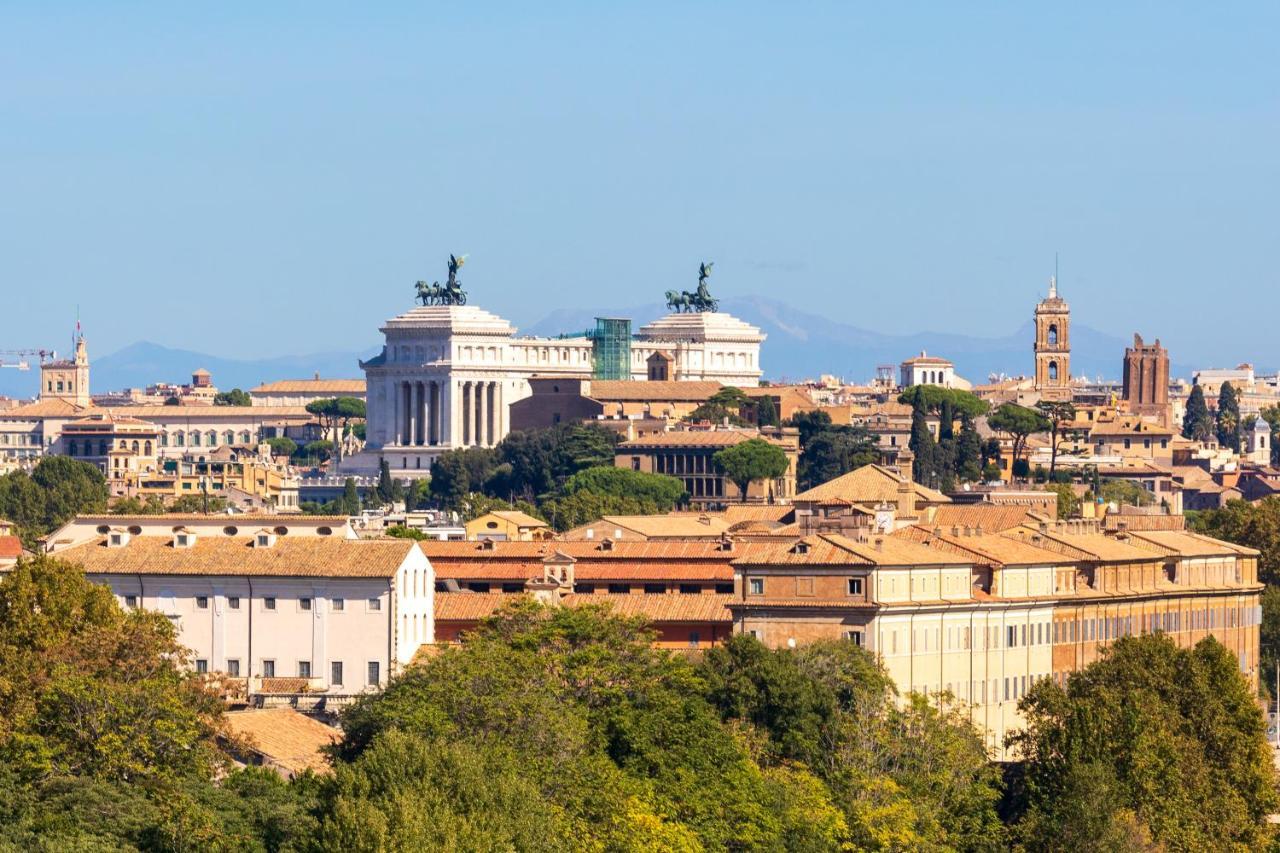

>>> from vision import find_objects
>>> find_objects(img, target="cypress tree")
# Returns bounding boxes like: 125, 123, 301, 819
1217, 382, 1241, 451
909, 394, 939, 487
1183, 384, 1212, 441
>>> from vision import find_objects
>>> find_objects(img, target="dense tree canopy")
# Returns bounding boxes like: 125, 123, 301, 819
561, 465, 686, 508
987, 403, 1049, 477
897, 386, 989, 419
1009, 634, 1278, 850
713, 438, 790, 502
0, 456, 108, 546
213, 388, 252, 407
1218, 382, 1242, 452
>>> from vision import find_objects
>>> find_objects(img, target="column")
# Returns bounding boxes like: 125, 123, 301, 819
421, 381, 431, 446
390, 380, 401, 445
428, 381, 439, 445
400, 382, 411, 446
406, 382, 417, 449
465, 379, 476, 445
478, 381, 490, 446
415, 382, 426, 445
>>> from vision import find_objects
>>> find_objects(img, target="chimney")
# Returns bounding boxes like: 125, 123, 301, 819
951, 525, 961, 537
719, 535, 734, 552
873, 537, 884, 551
974, 524, 983, 537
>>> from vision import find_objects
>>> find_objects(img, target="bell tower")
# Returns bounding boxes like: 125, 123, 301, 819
1033, 276, 1070, 401
40, 334, 91, 407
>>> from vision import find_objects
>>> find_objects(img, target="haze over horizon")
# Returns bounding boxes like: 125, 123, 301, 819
3, 4, 1276, 368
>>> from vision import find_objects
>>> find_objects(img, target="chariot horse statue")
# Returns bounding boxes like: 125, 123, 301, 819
665, 261, 718, 313
416, 254, 468, 306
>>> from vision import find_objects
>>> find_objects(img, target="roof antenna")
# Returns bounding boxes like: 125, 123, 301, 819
1049, 253, 1059, 298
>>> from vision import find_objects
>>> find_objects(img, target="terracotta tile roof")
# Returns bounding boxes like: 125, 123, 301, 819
1089, 417, 1175, 437
1101, 512, 1187, 531
0, 536, 23, 559
564, 592, 733, 622
930, 503, 1048, 531
582, 514, 732, 539
793, 464, 949, 505
898, 525, 1069, 567
587, 380, 722, 402
423, 539, 764, 581
257, 677, 313, 693
433, 591, 733, 624
618, 429, 787, 449
250, 379, 366, 394
482, 510, 548, 528
1126, 529, 1259, 558
224, 708, 337, 776
0, 398, 90, 418
1004, 526, 1157, 562
106, 404, 314, 418
59, 536, 417, 577
74, 513, 348, 524
732, 533, 970, 568
721, 505, 796, 524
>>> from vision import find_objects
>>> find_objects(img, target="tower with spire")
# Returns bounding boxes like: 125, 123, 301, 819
1033, 275, 1071, 401
39, 330, 91, 408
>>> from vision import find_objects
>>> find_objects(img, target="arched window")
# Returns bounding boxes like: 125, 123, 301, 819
1048, 361, 1059, 381
144, 441, 152, 455
1048, 324, 1058, 345
131, 440, 140, 453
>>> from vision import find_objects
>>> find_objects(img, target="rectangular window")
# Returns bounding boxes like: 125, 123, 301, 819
367, 661, 381, 685
195, 659, 208, 674
196, 595, 209, 609
263, 659, 276, 678
848, 577, 863, 596
299, 597, 312, 611
714, 583, 734, 594
608, 583, 630, 594
678, 584, 701, 594
125, 594, 138, 608
469, 582, 490, 593
846, 630, 864, 647
748, 578, 764, 595
1007, 625, 1016, 647
228, 596, 240, 609
298, 660, 311, 678
500, 583, 523, 593
331, 597, 344, 612
264, 596, 277, 611
368, 597, 382, 611
226, 658, 240, 677
330, 661, 344, 686
688, 632, 701, 649
643, 583, 666, 595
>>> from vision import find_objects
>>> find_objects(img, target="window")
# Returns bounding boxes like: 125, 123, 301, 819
226, 659, 240, 677
715, 583, 734, 594
749, 578, 764, 595
300, 597, 312, 611
330, 661, 344, 686
368, 597, 382, 611
125, 594, 138, 608
195, 659, 208, 674
848, 577, 863, 596
228, 596, 240, 609
367, 661, 381, 685
468, 582, 490, 593
298, 661, 311, 678
643, 583, 666, 594
196, 595, 209, 609
688, 632, 701, 649
846, 630, 864, 647
263, 660, 276, 678
264, 596, 276, 610
678, 584, 701, 595
326, 597, 344, 613
607, 583, 630, 594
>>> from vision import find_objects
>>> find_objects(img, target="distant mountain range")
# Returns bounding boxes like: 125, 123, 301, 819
527, 295, 1196, 384
0, 296, 1194, 400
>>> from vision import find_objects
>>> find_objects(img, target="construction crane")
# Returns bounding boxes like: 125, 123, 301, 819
0, 349, 56, 371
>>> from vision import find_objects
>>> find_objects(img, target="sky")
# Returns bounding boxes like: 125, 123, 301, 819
1, 3, 1277, 368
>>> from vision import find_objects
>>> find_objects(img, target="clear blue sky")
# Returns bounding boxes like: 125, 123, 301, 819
1, 3, 1276, 366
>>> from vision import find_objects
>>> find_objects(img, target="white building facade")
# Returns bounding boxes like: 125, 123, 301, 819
353, 303, 766, 476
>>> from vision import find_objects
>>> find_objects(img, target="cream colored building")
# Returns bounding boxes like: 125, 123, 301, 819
250, 379, 367, 408
46, 515, 432, 692
351, 299, 765, 477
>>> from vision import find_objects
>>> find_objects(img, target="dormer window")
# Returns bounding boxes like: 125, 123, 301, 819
107, 528, 130, 548
255, 530, 277, 548
174, 530, 196, 549
793, 541, 811, 555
